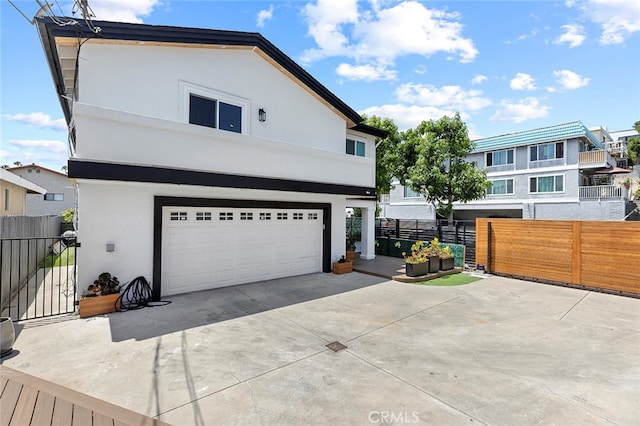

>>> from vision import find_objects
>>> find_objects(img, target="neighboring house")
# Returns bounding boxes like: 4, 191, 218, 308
380, 121, 634, 221
36, 18, 384, 299
0, 168, 47, 217
7, 164, 76, 216
607, 128, 639, 167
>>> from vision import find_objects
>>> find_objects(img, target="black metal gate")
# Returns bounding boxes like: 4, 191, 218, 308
0, 236, 77, 321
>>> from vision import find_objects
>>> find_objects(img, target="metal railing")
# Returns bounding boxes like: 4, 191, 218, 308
579, 185, 623, 199
1, 236, 77, 321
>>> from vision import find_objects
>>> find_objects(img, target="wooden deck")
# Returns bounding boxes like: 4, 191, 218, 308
0, 365, 170, 426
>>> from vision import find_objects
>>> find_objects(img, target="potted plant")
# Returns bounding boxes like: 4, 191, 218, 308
426, 238, 442, 273
332, 255, 353, 274
439, 245, 455, 271
346, 234, 357, 262
403, 240, 430, 277
79, 272, 122, 318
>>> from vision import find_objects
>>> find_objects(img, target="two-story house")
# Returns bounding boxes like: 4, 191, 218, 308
36, 17, 383, 299
7, 164, 75, 216
380, 121, 633, 221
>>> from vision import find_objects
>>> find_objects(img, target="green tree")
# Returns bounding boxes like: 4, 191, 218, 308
627, 120, 640, 166
361, 114, 401, 196
395, 113, 490, 220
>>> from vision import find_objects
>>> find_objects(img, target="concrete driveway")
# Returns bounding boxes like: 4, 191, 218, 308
2, 272, 639, 425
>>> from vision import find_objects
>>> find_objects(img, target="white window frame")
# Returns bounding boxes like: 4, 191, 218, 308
346, 138, 366, 157
403, 186, 421, 199
487, 179, 514, 196
486, 149, 514, 167
529, 174, 565, 194
179, 81, 250, 135
529, 141, 564, 163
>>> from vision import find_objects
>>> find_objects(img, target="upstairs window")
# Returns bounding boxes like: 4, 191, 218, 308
403, 187, 421, 198
189, 94, 242, 133
487, 179, 514, 195
346, 139, 365, 157
530, 175, 564, 193
530, 142, 563, 162
486, 149, 514, 166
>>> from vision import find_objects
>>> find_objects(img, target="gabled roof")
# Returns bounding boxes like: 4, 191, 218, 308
472, 121, 603, 152
0, 169, 47, 194
35, 17, 383, 137
8, 163, 69, 178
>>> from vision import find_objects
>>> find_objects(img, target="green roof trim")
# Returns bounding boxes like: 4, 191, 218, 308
472, 121, 603, 152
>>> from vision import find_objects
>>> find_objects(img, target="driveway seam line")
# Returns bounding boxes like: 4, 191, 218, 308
346, 350, 489, 425
559, 292, 591, 321
156, 348, 328, 417
346, 295, 461, 343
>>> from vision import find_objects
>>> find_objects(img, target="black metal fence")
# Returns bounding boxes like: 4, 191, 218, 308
347, 217, 476, 266
0, 236, 77, 321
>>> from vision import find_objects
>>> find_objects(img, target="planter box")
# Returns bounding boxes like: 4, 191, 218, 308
332, 261, 353, 274
440, 257, 455, 271
79, 293, 121, 318
406, 261, 429, 277
428, 255, 440, 273
346, 250, 356, 262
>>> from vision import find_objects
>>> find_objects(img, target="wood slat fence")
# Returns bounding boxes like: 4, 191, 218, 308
476, 219, 640, 297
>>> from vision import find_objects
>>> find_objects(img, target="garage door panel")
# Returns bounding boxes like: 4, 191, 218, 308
162, 207, 323, 296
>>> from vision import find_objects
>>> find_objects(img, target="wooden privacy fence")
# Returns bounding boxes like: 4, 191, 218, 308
476, 219, 640, 297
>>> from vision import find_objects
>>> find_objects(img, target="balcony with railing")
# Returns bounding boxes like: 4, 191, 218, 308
579, 185, 624, 199
578, 150, 615, 169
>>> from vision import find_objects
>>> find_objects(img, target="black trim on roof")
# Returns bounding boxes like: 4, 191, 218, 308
68, 159, 377, 198
350, 123, 388, 139
35, 17, 364, 126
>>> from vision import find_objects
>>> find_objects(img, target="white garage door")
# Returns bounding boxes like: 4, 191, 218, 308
161, 207, 323, 295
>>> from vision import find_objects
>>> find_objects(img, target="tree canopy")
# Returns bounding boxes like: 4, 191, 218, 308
361, 114, 401, 195
394, 113, 490, 219
627, 120, 640, 166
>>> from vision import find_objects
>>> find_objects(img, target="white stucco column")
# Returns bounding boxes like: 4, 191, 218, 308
360, 204, 376, 260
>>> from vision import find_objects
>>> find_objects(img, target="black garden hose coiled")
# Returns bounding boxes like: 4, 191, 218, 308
116, 276, 171, 311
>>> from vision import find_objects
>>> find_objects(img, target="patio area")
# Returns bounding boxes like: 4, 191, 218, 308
2, 271, 639, 425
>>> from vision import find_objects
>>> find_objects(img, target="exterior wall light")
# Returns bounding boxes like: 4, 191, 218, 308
258, 108, 267, 122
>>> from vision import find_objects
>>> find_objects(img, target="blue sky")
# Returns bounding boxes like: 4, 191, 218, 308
2, 0, 639, 171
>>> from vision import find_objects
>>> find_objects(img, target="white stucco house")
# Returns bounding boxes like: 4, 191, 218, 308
36, 17, 384, 299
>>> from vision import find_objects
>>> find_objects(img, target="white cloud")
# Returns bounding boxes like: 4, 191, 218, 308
546, 86, 557, 93
554, 24, 586, 47
2, 112, 67, 131
88, 0, 160, 23
336, 63, 397, 81
360, 104, 463, 131
569, 0, 640, 44
471, 74, 487, 85
505, 29, 539, 44
491, 97, 550, 123
257, 4, 275, 28
510, 73, 537, 91
553, 69, 590, 89
10, 140, 67, 154
301, 0, 477, 81
396, 83, 491, 111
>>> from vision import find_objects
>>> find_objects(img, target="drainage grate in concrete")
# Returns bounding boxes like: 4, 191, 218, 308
325, 341, 347, 352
